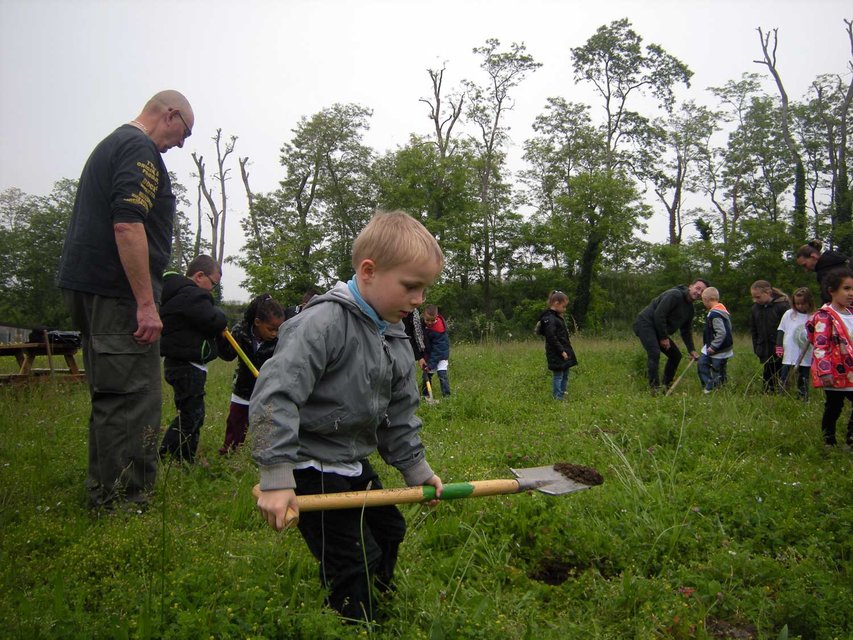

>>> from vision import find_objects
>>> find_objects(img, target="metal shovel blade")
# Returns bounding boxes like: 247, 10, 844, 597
510, 465, 595, 496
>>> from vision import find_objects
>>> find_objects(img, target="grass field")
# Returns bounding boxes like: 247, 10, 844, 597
0, 336, 851, 639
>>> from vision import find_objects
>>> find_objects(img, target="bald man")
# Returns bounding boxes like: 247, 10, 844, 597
58, 90, 194, 511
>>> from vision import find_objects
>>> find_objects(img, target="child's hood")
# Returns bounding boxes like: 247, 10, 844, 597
709, 302, 730, 318
427, 314, 447, 333
307, 281, 408, 338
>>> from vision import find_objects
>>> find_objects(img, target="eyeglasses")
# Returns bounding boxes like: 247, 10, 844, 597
174, 110, 192, 139
203, 273, 220, 287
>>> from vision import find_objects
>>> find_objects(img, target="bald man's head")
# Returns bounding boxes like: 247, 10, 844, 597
135, 90, 194, 153
143, 90, 194, 122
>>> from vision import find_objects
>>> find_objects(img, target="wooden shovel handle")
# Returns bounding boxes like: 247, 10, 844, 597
222, 329, 260, 378
251, 478, 523, 528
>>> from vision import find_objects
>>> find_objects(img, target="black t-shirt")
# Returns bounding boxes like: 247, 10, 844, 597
58, 124, 175, 300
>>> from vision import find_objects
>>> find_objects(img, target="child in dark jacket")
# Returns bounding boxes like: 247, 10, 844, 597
538, 290, 578, 400
750, 280, 790, 393
159, 255, 228, 463
216, 294, 284, 455
422, 304, 451, 397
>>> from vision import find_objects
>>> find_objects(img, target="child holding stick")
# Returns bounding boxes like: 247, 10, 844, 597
251, 211, 444, 621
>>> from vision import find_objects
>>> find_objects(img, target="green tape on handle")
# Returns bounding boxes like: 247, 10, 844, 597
422, 482, 475, 501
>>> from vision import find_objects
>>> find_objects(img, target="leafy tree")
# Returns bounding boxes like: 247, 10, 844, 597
166, 172, 197, 273
235, 103, 375, 300
724, 95, 793, 224
464, 38, 541, 308
571, 18, 693, 171
558, 171, 650, 327
521, 98, 604, 280
374, 136, 478, 286
0, 180, 76, 328
635, 101, 721, 244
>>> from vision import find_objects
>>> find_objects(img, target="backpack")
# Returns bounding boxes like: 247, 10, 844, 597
534, 312, 548, 337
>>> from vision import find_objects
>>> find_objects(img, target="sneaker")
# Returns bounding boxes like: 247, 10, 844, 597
703, 389, 712, 395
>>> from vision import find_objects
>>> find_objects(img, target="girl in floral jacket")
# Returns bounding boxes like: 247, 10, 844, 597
806, 267, 853, 448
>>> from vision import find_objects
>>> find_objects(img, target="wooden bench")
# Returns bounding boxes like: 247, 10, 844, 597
0, 342, 85, 385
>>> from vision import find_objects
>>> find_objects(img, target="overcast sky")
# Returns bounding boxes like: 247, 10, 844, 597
1, 0, 851, 301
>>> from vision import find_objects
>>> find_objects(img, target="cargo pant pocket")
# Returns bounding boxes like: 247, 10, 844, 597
91, 333, 155, 394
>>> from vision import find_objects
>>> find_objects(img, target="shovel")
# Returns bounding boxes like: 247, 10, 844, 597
222, 329, 259, 378
252, 463, 602, 529
665, 357, 696, 396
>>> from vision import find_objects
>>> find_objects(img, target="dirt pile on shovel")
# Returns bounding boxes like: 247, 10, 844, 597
553, 462, 603, 486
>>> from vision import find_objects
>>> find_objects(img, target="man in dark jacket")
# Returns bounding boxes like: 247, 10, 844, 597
159, 255, 227, 463
633, 279, 709, 393
795, 241, 849, 303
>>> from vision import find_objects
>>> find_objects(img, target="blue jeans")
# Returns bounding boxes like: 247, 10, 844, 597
697, 354, 727, 391
552, 369, 569, 400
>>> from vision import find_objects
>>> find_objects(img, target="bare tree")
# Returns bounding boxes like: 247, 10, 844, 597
836, 19, 853, 253
419, 64, 464, 159
191, 129, 237, 264
755, 26, 807, 239
239, 156, 264, 257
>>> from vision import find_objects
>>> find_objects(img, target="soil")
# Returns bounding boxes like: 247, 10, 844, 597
705, 617, 757, 639
553, 462, 604, 486
527, 558, 578, 585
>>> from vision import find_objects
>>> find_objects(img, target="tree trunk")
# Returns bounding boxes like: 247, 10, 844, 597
755, 27, 806, 240
239, 156, 264, 256
571, 229, 601, 329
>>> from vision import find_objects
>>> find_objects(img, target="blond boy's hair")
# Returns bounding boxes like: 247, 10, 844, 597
351, 210, 444, 272
701, 287, 720, 302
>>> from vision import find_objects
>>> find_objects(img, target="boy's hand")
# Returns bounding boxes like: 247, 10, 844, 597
424, 474, 443, 507
256, 488, 300, 531
775, 345, 784, 357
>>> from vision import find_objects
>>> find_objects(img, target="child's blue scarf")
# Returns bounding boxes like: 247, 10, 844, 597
347, 277, 389, 335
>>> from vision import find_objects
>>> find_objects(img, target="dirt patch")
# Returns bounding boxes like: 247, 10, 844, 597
527, 558, 578, 585
528, 556, 619, 585
706, 617, 757, 639
554, 462, 604, 486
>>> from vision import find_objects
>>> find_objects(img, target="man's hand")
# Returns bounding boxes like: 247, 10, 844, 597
689, 350, 700, 360
821, 374, 834, 388
256, 488, 300, 531
133, 302, 162, 344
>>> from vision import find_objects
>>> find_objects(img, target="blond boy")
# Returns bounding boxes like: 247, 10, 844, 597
698, 287, 734, 393
251, 210, 444, 621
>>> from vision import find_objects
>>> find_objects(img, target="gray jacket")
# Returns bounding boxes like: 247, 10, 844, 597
250, 281, 434, 491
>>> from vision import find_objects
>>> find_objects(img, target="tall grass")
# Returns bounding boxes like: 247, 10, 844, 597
0, 336, 850, 639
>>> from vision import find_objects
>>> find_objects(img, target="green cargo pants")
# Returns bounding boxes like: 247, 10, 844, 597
63, 290, 162, 508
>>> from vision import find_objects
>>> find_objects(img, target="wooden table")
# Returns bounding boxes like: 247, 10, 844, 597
0, 342, 85, 384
